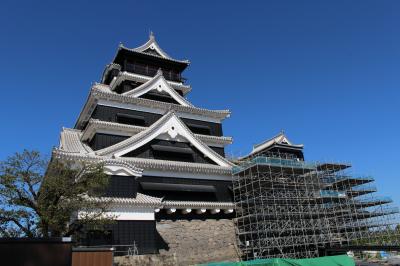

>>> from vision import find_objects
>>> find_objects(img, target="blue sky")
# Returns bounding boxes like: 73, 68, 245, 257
0, 1, 399, 203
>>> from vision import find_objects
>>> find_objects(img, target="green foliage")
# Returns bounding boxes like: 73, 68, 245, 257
0, 150, 113, 238
0, 150, 44, 237
351, 225, 400, 246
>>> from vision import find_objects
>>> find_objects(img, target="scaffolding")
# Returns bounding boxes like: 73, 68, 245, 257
232, 151, 400, 260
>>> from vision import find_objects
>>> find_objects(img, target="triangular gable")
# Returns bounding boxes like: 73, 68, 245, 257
276, 135, 292, 145
122, 69, 193, 107
142, 47, 162, 57
133, 32, 172, 60
96, 111, 233, 167
251, 132, 303, 155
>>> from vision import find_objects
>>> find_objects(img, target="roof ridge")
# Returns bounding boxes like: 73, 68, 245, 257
119, 71, 190, 88
63, 127, 82, 133
95, 111, 234, 167
117, 33, 190, 64
253, 132, 285, 149
91, 86, 231, 116
52, 149, 233, 175
119, 43, 190, 64
83, 119, 232, 145
132, 33, 172, 59
122, 70, 194, 107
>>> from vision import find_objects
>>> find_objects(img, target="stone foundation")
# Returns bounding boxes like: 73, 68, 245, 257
114, 254, 178, 266
156, 219, 239, 265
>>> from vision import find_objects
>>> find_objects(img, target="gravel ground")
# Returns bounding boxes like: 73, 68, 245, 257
355, 258, 400, 266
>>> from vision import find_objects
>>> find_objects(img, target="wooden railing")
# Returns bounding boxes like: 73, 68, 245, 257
125, 63, 183, 82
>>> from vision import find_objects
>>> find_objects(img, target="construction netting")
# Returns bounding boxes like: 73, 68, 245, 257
202, 255, 355, 266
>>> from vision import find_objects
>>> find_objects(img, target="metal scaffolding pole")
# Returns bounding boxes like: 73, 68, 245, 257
232, 152, 400, 260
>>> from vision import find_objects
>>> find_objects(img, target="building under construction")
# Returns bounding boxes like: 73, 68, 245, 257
233, 133, 400, 260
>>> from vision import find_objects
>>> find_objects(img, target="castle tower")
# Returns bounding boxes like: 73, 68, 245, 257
53, 33, 235, 253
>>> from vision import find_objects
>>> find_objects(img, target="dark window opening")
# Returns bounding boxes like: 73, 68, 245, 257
119, 139, 218, 164
103, 176, 137, 198
152, 150, 194, 162
142, 48, 162, 57
144, 190, 218, 201
151, 144, 195, 162
139, 91, 180, 104
187, 123, 211, 135
124, 61, 182, 82
140, 182, 216, 193
138, 176, 233, 202
89, 134, 128, 151
115, 81, 142, 94
116, 113, 146, 126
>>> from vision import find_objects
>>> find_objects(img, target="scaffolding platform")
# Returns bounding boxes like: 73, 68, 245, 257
232, 152, 400, 260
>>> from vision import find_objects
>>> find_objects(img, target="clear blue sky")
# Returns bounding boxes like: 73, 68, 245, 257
1, 1, 399, 202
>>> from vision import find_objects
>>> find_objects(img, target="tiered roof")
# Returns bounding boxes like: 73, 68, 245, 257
106, 69, 192, 95
57, 111, 234, 175
95, 111, 233, 167
250, 132, 304, 156
53, 148, 232, 177
86, 194, 234, 210
121, 69, 193, 106
74, 83, 230, 129
81, 119, 233, 147
59, 128, 92, 154
114, 32, 190, 65
54, 33, 235, 214
85, 193, 163, 208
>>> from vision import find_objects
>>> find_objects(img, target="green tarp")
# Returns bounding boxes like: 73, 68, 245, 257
202, 255, 355, 266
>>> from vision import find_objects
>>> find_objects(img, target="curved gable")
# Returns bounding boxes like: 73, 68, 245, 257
96, 111, 233, 168
123, 70, 193, 107
133, 32, 172, 60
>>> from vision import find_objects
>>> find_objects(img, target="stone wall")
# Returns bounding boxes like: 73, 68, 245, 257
114, 254, 178, 266
156, 219, 240, 265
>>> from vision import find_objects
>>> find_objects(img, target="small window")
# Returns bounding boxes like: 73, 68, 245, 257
151, 144, 195, 162
140, 91, 179, 104
187, 123, 211, 135
116, 113, 146, 126
152, 150, 194, 162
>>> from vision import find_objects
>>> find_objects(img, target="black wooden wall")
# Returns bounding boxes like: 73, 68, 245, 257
83, 221, 157, 255
99, 175, 232, 203
91, 105, 223, 136
89, 135, 225, 163
103, 175, 137, 198
89, 134, 128, 151
114, 80, 184, 100
138, 176, 232, 202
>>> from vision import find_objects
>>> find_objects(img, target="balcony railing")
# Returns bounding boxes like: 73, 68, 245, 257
352, 196, 393, 205
324, 175, 375, 184
351, 184, 377, 192
319, 190, 347, 198
233, 156, 316, 174
125, 63, 183, 82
